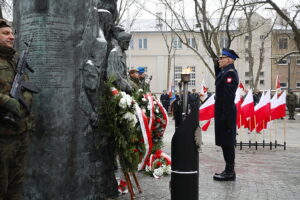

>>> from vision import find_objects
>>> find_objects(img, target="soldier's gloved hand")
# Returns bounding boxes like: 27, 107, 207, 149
2, 98, 21, 118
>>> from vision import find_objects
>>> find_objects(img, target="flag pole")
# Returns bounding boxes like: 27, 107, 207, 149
269, 118, 272, 150
254, 116, 257, 150
275, 118, 278, 148
284, 116, 287, 150
239, 114, 242, 150
249, 118, 252, 148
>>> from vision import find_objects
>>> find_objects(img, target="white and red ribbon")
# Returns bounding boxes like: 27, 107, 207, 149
146, 93, 155, 130
156, 100, 169, 136
135, 104, 153, 171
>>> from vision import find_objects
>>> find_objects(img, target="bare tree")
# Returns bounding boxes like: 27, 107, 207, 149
155, 10, 176, 89
260, 0, 300, 51
116, 0, 145, 28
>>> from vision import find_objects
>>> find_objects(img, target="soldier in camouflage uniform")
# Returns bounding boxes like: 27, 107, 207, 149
286, 90, 298, 120
0, 19, 34, 200
128, 68, 140, 92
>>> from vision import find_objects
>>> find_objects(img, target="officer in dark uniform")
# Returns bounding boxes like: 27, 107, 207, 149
213, 48, 239, 181
160, 90, 170, 112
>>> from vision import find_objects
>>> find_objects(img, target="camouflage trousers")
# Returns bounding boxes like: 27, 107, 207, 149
0, 133, 29, 200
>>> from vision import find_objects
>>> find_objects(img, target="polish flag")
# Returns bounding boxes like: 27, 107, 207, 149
199, 94, 215, 121
271, 90, 286, 120
199, 94, 215, 131
200, 79, 208, 102
235, 85, 243, 128
255, 90, 271, 133
241, 89, 254, 127
201, 119, 211, 131
275, 75, 282, 97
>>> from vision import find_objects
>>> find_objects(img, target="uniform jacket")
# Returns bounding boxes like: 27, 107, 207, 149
214, 62, 239, 146
286, 93, 298, 106
160, 93, 170, 107
0, 55, 34, 135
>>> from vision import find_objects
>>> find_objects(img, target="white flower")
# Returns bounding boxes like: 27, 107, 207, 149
142, 98, 147, 102
122, 112, 138, 127
138, 89, 143, 93
153, 167, 164, 178
155, 108, 159, 113
163, 165, 171, 175
145, 165, 151, 172
153, 101, 157, 105
125, 94, 133, 107
120, 91, 126, 97
119, 97, 127, 109
142, 109, 146, 113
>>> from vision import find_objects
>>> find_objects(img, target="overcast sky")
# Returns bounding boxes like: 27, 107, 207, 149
137, 0, 298, 20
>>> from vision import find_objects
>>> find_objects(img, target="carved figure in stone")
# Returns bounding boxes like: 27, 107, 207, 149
107, 28, 132, 93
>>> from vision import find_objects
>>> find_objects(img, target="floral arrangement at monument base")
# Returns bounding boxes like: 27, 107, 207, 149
145, 150, 172, 178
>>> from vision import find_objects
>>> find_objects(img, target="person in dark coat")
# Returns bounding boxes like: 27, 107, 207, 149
160, 90, 170, 112
213, 48, 239, 181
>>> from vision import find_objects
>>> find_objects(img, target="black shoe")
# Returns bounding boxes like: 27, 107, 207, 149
292, 118, 295, 120
214, 170, 225, 176
213, 171, 236, 181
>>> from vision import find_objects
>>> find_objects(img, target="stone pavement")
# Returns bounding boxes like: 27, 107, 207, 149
116, 113, 300, 200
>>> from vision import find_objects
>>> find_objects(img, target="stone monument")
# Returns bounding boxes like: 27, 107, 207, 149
13, 0, 119, 199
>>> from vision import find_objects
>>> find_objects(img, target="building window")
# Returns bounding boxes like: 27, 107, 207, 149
188, 66, 196, 86
188, 38, 196, 48
277, 59, 288, 65
130, 39, 134, 49
260, 80, 264, 85
297, 82, 300, 88
259, 72, 264, 77
245, 80, 250, 85
173, 38, 182, 49
245, 35, 249, 40
296, 59, 300, 65
139, 38, 147, 49
220, 37, 229, 48
260, 35, 265, 40
278, 37, 288, 49
174, 66, 182, 83
280, 82, 288, 88
245, 48, 250, 53
245, 72, 249, 76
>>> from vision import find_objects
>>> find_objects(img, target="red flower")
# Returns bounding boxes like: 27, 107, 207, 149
111, 87, 119, 95
133, 149, 139, 152
152, 126, 157, 130
156, 161, 162, 167
156, 118, 161, 123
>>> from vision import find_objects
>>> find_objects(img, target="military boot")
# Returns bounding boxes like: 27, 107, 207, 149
213, 164, 236, 181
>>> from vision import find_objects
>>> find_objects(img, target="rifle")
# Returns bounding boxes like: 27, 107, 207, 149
10, 35, 38, 111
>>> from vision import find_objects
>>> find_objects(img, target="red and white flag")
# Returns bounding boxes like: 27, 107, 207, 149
241, 89, 255, 127
200, 79, 208, 102
235, 83, 244, 128
199, 94, 215, 121
255, 90, 271, 133
199, 94, 215, 131
275, 75, 282, 97
271, 90, 286, 120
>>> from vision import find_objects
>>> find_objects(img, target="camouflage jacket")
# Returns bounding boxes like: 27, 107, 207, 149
0, 55, 34, 135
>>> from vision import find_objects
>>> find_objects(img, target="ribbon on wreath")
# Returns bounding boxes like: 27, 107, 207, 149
147, 150, 172, 171
135, 104, 153, 171
145, 93, 155, 130
156, 100, 169, 136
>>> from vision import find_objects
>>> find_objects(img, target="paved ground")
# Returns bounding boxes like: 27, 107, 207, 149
116, 112, 300, 200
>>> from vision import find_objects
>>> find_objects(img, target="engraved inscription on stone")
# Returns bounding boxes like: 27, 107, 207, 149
19, 13, 72, 89
35, 0, 49, 12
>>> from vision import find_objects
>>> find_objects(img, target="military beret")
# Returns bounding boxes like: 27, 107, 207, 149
0, 19, 11, 28
220, 48, 239, 60
136, 67, 145, 74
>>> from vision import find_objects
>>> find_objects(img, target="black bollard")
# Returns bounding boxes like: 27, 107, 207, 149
171, 105, 199, 200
